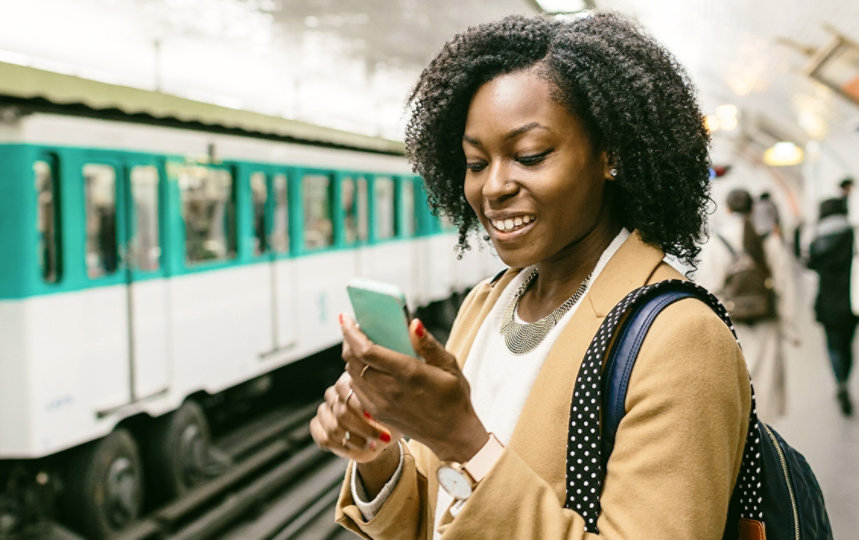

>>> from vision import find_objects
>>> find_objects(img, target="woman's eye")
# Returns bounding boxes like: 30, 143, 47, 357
466, 162, 487, 172
517, 150, 552, 166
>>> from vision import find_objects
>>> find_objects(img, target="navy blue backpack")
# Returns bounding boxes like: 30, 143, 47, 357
563, 279, 833, 539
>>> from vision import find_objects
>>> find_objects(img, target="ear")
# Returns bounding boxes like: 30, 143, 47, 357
602, 151, 618, 181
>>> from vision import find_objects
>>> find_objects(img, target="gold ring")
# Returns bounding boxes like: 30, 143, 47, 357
360, 364, 371, 378
346, 388, 355, 404
341, 430, 351, 446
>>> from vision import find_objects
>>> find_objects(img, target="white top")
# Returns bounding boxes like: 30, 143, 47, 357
353, 229, 631, 538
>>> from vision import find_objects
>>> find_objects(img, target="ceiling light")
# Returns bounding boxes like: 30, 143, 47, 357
704, 114, 720, 133
715, 104, 739, 131
530, 0, 594, 14
797, 110, 828, 139
763, 142, 804, 167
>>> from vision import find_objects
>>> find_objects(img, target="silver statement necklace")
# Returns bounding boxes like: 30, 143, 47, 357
499, 268, 593, 354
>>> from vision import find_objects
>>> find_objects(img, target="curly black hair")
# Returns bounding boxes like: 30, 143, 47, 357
404, 12, 711, 266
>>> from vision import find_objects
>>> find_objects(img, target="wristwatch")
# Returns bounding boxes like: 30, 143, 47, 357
436, 433, 504, 501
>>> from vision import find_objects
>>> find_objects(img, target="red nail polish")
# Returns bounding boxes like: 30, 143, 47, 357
339, 313, 344, 325
364, 411, 373, 420
415, 319, 425, 338
380, 432, 391, 442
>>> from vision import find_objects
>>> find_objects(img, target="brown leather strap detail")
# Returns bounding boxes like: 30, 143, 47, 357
738, 518, 766, 540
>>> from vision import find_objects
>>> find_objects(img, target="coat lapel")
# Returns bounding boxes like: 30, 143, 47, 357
506, 231, 668, 501
446, 269, 521, 368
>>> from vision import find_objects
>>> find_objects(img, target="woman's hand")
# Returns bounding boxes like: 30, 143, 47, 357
340, 314, 489, 463
309, 371, 399, 463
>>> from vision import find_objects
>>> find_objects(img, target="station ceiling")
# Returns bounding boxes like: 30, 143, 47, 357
1, 0, 858, 146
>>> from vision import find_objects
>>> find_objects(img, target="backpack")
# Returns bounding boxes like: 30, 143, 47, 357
716, 234, 776, 323
564, 280, 833, 539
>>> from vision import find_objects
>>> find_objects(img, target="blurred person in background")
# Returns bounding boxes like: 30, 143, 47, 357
840, 177, 855, 226
310, 13, 751, 539
753, 191, 781, 239
808, 197, 856, 416
839, 177, 854, 202
697, 188, 798, 422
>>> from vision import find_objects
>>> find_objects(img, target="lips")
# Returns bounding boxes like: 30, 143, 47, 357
488, 214, 535, 233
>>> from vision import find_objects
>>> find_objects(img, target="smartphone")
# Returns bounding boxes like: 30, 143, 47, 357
346, 277, 418, 358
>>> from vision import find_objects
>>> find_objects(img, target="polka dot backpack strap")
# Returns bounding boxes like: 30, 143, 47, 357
564, 279, 769, 537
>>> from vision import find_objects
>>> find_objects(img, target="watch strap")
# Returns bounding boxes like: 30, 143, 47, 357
463, 433, 504, 483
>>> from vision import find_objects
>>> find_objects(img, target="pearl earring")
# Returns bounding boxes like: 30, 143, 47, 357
609, 168, 618, 178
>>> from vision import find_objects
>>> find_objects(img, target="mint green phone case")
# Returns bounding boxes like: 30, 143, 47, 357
347, 278, 417, 358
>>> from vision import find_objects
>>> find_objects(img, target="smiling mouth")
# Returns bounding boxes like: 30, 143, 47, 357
490, 215, 535, 233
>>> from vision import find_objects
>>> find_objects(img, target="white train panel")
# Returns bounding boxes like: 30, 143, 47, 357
271, 258, 299, 351
357, 242, 416, 303
0, 288, 131, 456
168, 265, 273, 396
453, 240, 502, 292
129, 278, 171, 399
0, 299, 34, 455
291, 251, 357, 360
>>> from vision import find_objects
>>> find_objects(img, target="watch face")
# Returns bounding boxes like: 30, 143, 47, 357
437, 465, 473, 500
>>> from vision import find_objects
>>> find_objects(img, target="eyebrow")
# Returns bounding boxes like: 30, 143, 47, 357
462, 122, 549, 147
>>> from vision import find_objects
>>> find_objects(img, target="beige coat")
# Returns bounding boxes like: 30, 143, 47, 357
336, 231, 752, 539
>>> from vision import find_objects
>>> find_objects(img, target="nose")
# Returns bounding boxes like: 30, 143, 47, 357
482, 162, 517, 202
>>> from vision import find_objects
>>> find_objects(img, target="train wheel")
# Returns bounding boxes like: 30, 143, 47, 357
65, 428, 144, 539
148, 400, 213, 500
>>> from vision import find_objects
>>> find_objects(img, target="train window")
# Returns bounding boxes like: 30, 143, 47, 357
83, 164, 119, 279
303, 174, 333, 249
401, 180, 416, 237
34, 160, 61, 283
176, 165, 236, 264
374, 176, 396, 240
271, 174, 289, 254
130, 166, 160, 271
250, 172, 267, 256
341, 176, 368, 244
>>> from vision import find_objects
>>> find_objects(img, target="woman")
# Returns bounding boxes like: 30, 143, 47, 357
696, 188, 798, 422
310, 13, 750, 538
808, 197, 856, 416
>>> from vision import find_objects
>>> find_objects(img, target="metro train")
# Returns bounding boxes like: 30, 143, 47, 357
0, 65, 500, 538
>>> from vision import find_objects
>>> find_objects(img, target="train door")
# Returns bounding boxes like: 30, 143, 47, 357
123, 160, 170, 399
259, 170, 297, 351
77, 157, 133, 410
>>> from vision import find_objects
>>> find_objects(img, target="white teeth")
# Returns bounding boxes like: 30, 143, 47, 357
491, 215, 535, 232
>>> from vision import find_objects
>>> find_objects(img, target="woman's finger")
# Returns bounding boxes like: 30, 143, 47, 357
408, 318, 459, 372
325, 377, 390, 443
310, 403, 349, 457
341, 339, 351, 361
316, 397, 367, 449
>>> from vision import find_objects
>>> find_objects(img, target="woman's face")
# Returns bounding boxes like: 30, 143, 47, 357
463, 68, 613, 269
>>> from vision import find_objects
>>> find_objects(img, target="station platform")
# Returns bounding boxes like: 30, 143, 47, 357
771, 265, 859, 538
